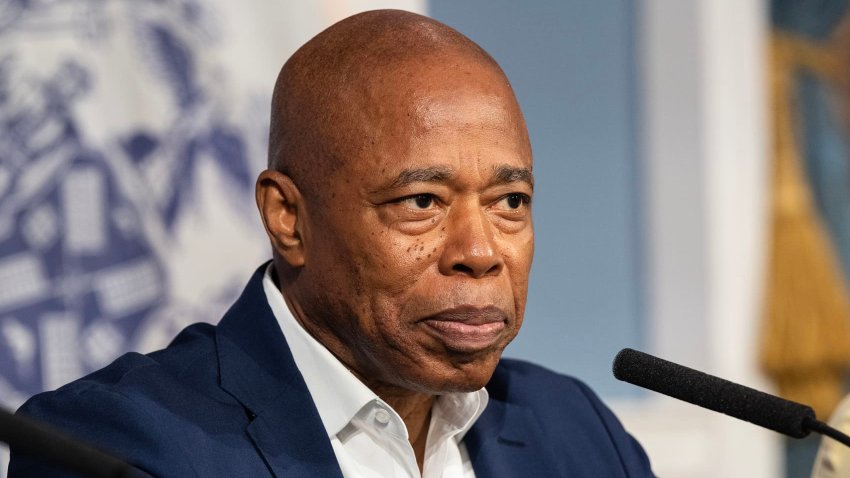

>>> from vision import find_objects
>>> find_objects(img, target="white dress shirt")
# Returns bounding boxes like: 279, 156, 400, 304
262, 265, 488, 478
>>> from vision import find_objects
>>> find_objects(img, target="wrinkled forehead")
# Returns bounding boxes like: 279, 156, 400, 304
339, 53, 531, 159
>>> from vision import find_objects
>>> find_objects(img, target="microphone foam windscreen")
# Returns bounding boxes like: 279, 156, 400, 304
613, 348, 815, 438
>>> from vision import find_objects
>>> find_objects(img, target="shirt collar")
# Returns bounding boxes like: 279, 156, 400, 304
432, 387, 489, 444
261, 263, 489, 441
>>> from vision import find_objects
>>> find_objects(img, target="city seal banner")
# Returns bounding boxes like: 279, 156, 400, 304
0, 0, 292, 410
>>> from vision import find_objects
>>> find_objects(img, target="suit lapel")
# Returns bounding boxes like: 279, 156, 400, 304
215, 265, 343, 478
243, 411, 343, 478
214, 266, 570, 477
466, 400, 564, 478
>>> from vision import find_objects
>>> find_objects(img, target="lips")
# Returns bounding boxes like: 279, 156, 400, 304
420, 305, 508, 353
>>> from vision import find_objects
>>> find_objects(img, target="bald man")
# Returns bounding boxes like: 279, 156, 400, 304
10, 10, 653, 478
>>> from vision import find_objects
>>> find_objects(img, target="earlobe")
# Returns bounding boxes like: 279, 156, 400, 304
256, 170, 306, 267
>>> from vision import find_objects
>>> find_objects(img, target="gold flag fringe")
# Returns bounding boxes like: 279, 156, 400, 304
760, 35, 850, 419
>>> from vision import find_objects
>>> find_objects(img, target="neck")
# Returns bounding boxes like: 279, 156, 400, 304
278, 280, 436, 472
374, 385, 436, 472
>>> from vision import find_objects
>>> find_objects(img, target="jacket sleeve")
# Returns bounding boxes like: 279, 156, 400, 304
8, 385, 193, 478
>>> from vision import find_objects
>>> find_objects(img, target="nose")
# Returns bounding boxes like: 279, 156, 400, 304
439, 203, 504, 278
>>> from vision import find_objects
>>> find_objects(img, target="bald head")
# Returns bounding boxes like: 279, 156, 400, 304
267, 9, 525, 200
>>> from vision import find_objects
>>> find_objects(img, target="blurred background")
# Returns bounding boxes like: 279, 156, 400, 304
1, 0, 849, 476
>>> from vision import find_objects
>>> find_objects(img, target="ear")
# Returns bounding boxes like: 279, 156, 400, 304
256, 170, 306, 267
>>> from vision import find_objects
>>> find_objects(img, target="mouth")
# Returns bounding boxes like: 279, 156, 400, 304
420, 305, 508, 353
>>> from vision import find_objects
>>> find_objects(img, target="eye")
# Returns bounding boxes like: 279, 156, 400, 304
400, 194, 437, 210
498, 193, 530, 210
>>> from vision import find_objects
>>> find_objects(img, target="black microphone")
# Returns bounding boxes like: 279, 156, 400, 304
612, 348, 850, 447
0, 407, 145, 478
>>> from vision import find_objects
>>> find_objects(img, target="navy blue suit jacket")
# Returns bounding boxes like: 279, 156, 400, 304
9, 265, 654, 477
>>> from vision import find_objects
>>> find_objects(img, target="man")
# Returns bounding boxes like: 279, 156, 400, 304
9, 10, 653, 477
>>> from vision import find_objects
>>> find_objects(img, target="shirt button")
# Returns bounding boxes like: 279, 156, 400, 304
375, 409, 390, 425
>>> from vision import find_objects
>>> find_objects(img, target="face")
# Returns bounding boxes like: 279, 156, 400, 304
284, 60, 534, 395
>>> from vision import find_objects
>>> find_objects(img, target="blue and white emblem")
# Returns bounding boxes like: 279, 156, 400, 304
0, 0, 270, 408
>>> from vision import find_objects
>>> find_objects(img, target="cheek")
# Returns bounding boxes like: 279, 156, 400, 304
353, 233, 447, 338
502, 226, 534, 272
502, 230, 534, 311
356, 229, 443, 294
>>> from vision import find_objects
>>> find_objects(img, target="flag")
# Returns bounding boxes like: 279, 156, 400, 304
762, 0, 850, 420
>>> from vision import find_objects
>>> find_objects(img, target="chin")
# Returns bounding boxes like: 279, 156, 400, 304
410, 354, 502, 394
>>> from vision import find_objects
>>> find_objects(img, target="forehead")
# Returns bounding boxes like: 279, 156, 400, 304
375, 56, 520, 125
341, 59, 531, 177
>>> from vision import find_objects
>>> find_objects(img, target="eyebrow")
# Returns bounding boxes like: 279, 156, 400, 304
375, 164, 534, 192
383, 166, 454, 190
493, 165, 534, 190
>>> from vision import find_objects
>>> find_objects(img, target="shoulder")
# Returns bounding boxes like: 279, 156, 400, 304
488, 358, 655, 477
25, 322, 222, 412
489, 357, 591, 394
9, 323, 242, 477
488, 358, 608, 409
